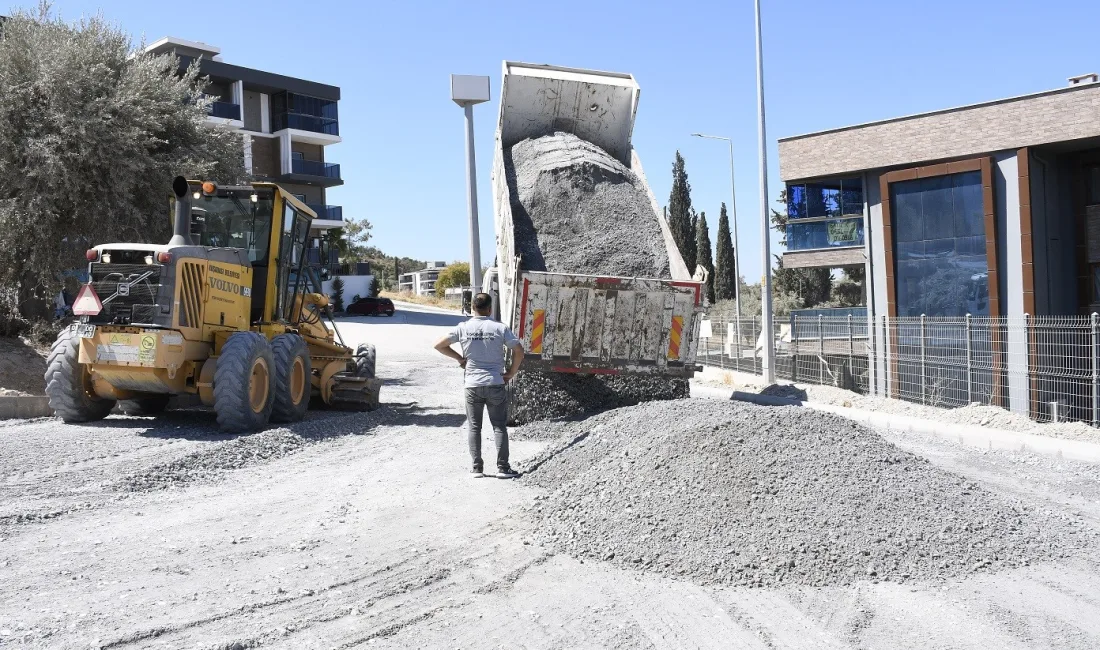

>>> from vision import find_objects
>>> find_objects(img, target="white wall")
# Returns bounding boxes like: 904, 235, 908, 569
322, 275, 375, 304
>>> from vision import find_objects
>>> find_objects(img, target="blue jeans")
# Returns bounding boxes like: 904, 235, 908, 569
465, 385, 508, 468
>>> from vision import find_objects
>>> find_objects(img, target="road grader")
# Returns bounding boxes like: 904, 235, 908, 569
45, 177, 380, 432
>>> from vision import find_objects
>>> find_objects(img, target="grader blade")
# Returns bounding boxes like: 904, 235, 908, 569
327, 374, 382, 411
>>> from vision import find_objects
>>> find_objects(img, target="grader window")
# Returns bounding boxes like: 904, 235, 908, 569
187, 190, 275, 262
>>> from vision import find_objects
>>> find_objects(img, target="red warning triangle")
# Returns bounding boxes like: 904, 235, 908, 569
72, 284, 103, 316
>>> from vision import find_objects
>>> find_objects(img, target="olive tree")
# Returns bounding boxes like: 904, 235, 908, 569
0, 3, 246, 328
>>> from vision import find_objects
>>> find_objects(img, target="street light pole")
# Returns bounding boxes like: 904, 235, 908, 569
754, 0, 776, 383
451, 74, 491, 294
691, 132, 741, 357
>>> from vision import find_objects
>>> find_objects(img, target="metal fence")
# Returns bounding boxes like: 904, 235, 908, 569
700, 313, 1100, 427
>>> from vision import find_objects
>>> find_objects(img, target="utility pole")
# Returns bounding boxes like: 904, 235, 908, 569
691, 133, 741, 351
451, 74, 491, 294
755, 0, 776, 382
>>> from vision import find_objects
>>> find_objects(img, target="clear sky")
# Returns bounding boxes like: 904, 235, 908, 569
33, 0, 1100, 280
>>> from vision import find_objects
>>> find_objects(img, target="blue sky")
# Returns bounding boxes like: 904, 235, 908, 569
35, 0, 1100, 279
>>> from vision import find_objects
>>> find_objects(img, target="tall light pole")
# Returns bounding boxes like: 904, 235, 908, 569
755, 0, 776, 382
451, 74, 491, 294
691, 133, 741, 350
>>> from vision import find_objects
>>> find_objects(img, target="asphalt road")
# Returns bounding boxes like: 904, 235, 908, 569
2, 303, 1100, 648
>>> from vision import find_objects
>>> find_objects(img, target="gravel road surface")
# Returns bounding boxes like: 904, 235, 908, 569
2, 304, 1100, 648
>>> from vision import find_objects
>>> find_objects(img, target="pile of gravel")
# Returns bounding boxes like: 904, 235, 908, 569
521, 399, 1092, 587
506, 132, 669, 278
509, 372, 688, 425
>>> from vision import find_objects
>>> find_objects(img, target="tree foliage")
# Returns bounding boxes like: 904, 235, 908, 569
0, 4, 246, 324
668, 151, 697, 272
694, 211, 715, 304
340, 218, 374, 263
330, 276, 345, 312
435, 262, 470, 298
714, 203, 738, 301
368, 276, 381, 298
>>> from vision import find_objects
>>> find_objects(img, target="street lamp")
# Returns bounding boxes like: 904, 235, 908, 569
450, 74, 491, 294
691, 132, 742, 356
754, 0, 776, 382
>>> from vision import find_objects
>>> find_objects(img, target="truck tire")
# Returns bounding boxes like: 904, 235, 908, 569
271, 334, 311, 423
118, 395, 171, 416
214, 332, 275, 433
355, 343, 377, 379
45, 328, 115, 423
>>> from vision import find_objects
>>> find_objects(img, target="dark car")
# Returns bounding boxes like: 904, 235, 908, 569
346, 296, 396, 317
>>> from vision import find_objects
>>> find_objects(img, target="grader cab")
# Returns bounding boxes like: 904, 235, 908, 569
45, 177, 380, 432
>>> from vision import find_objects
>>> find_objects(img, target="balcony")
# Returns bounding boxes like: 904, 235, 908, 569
208, 101, 241, 121
274, 113, 339, 136
307, 204, 344, 222
282, 159, 343, 187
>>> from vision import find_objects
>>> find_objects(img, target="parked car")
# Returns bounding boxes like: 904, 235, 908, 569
346, 296, 396, 317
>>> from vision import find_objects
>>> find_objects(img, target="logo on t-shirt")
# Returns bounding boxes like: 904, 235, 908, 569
466, 332, 498, 342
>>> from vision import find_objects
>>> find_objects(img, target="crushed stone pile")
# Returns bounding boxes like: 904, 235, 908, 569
505, 132, 682, 423
506, 132, 669, 278
519, 399, 1092, 587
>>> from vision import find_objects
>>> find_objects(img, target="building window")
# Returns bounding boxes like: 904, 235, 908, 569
891, 170, 988, 317
1087, 165, 1100, 206
272, 91, 339, 136
785, 177, 865, 251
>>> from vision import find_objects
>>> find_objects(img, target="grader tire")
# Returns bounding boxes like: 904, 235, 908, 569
214, 332, 275, 433
355, 343, 377, 379
118, 395, 171, 416
45, 328, 115, 423
271, 334, 311, 424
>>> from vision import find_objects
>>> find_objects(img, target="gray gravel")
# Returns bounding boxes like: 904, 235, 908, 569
506, 132, 669, 278
509, 372, 688, 425
520, 399, 1094, 587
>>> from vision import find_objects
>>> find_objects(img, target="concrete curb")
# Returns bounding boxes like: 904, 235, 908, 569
0, 396, 53, 420
690, 382, 1100, 464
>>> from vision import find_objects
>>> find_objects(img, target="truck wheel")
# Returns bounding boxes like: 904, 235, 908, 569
118, 395, 171, 416
45, 328, 116, 423
271, 334, 311, 423
214, 332, 275, 433
355, 343, 377, 379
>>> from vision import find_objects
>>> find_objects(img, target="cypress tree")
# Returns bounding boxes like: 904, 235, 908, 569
714, 203, 737, 301
668, 151, 697, 271
695, 211, 715, 304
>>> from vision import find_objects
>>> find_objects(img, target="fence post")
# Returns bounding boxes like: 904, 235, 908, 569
847, 314, 854, 386
965, 314, 973, 404
818, 314, 825, 384
920, 314, 928, 405
883, 314, 890, 399
1092, 313, 1099, 428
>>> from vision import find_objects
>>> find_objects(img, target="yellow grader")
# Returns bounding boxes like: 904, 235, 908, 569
45, 177, 380, 432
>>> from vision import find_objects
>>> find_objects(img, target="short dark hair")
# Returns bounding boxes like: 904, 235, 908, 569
473, 293, 493, 313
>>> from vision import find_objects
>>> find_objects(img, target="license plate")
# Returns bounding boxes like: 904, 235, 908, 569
78, 324, 96, 339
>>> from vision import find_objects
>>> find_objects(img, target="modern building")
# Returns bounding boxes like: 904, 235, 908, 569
776, 73, 1100, 421
145, 37, 346, 276
399, 262, 447, 296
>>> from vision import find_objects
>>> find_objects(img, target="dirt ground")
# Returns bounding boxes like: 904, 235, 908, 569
0, 336, 48, 396
2, 303, 1100, 648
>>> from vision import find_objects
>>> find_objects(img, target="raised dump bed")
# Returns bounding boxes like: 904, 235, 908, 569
490, 61, 704, 379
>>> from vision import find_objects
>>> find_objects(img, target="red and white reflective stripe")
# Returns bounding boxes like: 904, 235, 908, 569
72, 284, 102, 316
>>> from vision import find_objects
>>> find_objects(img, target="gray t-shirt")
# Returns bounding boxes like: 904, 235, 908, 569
447, 316, 521, 387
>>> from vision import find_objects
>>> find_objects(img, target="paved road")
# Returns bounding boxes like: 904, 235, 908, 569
2, 304, 1100, 648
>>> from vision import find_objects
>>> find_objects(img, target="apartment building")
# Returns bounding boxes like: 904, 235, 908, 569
145, 37, 346, 275
399, 262, 447, 296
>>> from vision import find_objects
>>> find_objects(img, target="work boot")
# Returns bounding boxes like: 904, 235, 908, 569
496, 464, 520, 479
472, 461, 484, 478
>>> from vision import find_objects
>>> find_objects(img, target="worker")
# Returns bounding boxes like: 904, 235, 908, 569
433, 292, 524, 479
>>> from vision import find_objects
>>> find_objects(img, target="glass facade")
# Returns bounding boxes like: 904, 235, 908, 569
891, 170, 989, 317
272, 92, 339, 136
785, 177, 865, 251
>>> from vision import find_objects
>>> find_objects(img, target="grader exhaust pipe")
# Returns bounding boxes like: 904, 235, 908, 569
169, 175, 192, 246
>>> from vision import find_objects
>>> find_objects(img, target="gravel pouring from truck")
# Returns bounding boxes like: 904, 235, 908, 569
489, 61, 704, 379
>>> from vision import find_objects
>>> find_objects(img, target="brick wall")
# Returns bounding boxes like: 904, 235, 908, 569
779, 83, 1100, 181
250, 136, 279, 178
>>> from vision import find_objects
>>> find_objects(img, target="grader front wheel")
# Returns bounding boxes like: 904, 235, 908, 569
213, 332, 275, 433
44, 328, 115, 423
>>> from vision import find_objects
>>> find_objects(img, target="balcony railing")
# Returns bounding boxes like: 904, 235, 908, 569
307, 204, 344, 221
292, 159, 341, 180
273, 113, 339, 136
786, 217, 864, 252
208, 101, 241, 121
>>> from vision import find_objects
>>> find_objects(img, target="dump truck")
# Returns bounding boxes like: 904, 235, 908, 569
46, 177, 380, 433
488, 62, 705, 380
